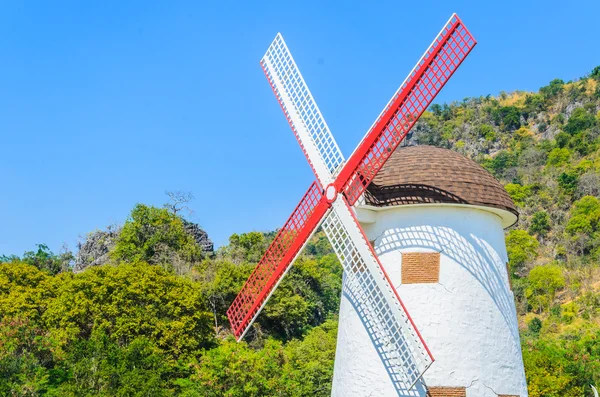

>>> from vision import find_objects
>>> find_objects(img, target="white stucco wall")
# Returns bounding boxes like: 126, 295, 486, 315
331, 204, 528, 397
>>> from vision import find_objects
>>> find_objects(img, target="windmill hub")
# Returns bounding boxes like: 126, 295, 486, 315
325, 184, 337, 203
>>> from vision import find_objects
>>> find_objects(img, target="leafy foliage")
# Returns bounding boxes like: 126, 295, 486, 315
112, 204, 205, 271
526, 265, 565, 312
529, 211, 551, 237
3, 66, 600, 396
506, 230, 539, 274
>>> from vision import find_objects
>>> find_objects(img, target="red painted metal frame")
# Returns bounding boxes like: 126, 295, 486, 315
227, 14, 476, 343
227, 182, 328, 339
335, 15, 477, 205
341, 194, 434, 361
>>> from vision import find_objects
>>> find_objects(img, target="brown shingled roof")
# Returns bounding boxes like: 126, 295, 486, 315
364, 145, 518, 222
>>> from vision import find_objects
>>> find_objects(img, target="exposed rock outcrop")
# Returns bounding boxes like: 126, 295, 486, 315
74, 226, 120, 273
182, 219, 214, 254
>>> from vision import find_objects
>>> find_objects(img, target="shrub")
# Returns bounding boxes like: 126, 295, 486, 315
529, 211, 551, 237
483, 151, 517, 177
546, 148, 570, 167
564, 108, 596, 135
566, 196, 600, 235
540, 78, 565, 99
492, 106, 521, 130
506, 230, 539, 273
558, 172, 579, 195
527, 265, 565, 313
528, 317, 542, 335
505, 183, 532, 207
478, 124, 496, 141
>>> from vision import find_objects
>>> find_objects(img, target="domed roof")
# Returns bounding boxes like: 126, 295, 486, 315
363, 145, 518, 227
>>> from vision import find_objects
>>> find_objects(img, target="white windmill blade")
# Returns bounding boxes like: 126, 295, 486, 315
322, 195, 434, 388
261, 33, 345, 187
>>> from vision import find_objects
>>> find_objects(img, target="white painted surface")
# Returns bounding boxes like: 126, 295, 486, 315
261, 33, 344, 186
331, 204, 528, 397
323, 197, 433, 389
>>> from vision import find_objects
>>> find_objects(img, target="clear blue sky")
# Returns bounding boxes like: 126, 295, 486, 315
1, 0, 599, 256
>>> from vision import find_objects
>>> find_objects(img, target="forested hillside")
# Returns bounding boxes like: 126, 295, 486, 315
2, 66, 600, 396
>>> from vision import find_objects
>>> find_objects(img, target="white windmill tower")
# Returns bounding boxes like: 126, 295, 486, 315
227, 13, 528, 397
338, 145, 528, 396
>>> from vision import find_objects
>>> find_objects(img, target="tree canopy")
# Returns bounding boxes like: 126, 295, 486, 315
3, 65, 600, 396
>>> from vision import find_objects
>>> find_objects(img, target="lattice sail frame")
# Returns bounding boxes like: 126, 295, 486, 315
227, 12, 476, 389
338, 14, 476, 204
261, 33, 344, 186
322, 197, 433, 387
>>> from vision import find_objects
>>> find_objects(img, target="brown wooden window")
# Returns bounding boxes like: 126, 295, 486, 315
427, 386, 466, 397
401, 252, 440, 284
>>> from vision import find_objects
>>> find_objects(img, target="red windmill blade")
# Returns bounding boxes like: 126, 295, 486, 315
337, 14, 477, 204
227, 13, 476, 389
226, 181, 328, 340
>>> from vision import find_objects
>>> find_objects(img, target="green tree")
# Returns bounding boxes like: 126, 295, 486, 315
185, 338, 285, 397
0, 318, 55, 396
566, 196, 600, 235
260, 254, 342, 340
6, 244, 73, 275
226, 231, 270, 264
505, 183, 532, 207
527, 317, 542, 335
506, 230, 539, 274
558, 172, 579, 195
42, 262, 214, 359
281, 320, 337, 397
540, 79, 565, 99
52, 331, 173, 397
564, 107, 596, 135
524, 94, 546, 114
304, 231, 334, 257
555, 131, 570, 148
194, 259, 254, 333
526, 265, 565, 313
529, 211, 551, 237
546, 148, 570, 167
523, 328, 600, 397
478, 124, 496, 141
112, 204, 203, 269
483, 150, 517, 177
492, 106, 521, 130
0, 262, 57, 324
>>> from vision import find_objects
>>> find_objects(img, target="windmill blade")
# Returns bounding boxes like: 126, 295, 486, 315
261, 33, 345, 186
336, 14, 477, 205
226, 182, 329, 340
322, 195, 434, 388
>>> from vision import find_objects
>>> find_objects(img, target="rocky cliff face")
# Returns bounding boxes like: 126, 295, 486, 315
182, 219, 214, 254
74, 220, 213, 273
74, 226, 120, 273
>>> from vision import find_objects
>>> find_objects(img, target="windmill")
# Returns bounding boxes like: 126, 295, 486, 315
227, 13, 477, 393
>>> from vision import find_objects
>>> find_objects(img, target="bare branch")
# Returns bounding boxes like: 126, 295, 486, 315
164, 190, 195, 216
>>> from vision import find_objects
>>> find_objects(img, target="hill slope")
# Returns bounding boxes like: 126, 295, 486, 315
1, 66, 600, 396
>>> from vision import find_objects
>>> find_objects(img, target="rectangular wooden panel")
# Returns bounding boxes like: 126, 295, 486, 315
402, 252, 440, 284
427, 387, 466, 397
